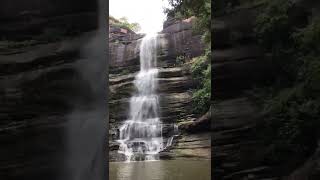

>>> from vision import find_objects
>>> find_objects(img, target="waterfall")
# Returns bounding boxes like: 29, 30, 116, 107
117, 33, 164, 161
165, 136, 174, 148
165, 124, 179, 149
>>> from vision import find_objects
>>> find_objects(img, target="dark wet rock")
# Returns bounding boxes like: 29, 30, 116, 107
284, 143, 320, 180
0, 1, 105, 178
212, 11, 273, 177
212, 3, 275, 179
1, 49, 93, 178
109, 151, 126, 162
159, 151, 174, 160
109, 141, 120, 151
159, 133, 211, 160
213, 46, 274, 99
179, 111, 211, 133
223, 166, 272, 180
0, 0, 98, 40
0, 33, 103, 179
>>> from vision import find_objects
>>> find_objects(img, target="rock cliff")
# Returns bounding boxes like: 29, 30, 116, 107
213, 1, 320, 179
108, 17, 211, 161
0, 1, 107, 179
0, 0, 98, 40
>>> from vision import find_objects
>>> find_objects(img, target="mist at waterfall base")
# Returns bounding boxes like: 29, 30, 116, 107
64, 0, 108, 179
117, 33, 176, 161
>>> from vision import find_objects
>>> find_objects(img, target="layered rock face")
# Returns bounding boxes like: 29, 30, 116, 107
0, 0, 98, 40
109, 18, 210, 161
213, 1, 320, 179
0, 1, 107, 179
212, 3, 275, 180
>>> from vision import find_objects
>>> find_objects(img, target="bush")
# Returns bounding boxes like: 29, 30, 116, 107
255, 0, 293, 49
260, 85, 320, 164
253, 1, 320, 165
190, 49, 211, 114
110, 16, 141, 32
191, 56, 207, 82
192, 63, 211, 114
294, 17, 320, 55
175, 55, 187, 65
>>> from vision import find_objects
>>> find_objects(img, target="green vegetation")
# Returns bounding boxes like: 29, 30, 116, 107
166, 0, 211, 115
250, 0, 320, 165
109, 16, 141, 32
175, 55, 187, 65
212, 0, 240, 16
191, 50, 211, 114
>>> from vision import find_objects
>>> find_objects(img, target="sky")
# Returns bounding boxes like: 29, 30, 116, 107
109, 0, 171, 33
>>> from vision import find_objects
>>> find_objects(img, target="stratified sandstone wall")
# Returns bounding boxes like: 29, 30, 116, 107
108, 18, 210, 161
213, 1, 320, 179
0, 1, 107, 179
0, 0, 98, 40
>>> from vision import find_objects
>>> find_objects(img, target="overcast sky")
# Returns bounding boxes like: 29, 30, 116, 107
109, 0, 170, 33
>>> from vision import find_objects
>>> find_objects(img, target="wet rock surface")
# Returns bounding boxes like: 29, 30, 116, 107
159, 133, 211, 160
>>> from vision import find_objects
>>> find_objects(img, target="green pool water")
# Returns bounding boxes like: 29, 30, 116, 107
109, 159, 211, 180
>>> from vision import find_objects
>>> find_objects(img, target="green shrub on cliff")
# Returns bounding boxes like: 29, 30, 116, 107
253, 1, 320, 164
175, 55, 187, 65
255, 0, 293, 49
212, 0, 240, 16
166, 0, 211, 38
190, 50, 211, 114
191, 55, 207, 81
260, 85, 320, 163
192, 61, 211, 114
109, 16, 141, 32
294, 17, 320, 54
254, 0, 301, 85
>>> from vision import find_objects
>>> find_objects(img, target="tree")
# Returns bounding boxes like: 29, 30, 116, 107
109, 16, 141, 32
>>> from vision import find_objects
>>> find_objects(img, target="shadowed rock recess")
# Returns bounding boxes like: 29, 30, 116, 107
213, 1, 320, 180
0, 1, 108, 179
109, 17, 211, 161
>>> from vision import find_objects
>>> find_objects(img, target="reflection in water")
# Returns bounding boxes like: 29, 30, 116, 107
110, 160, 211, 180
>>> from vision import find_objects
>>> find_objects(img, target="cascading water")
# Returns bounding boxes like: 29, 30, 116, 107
117, 33, 164, 161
